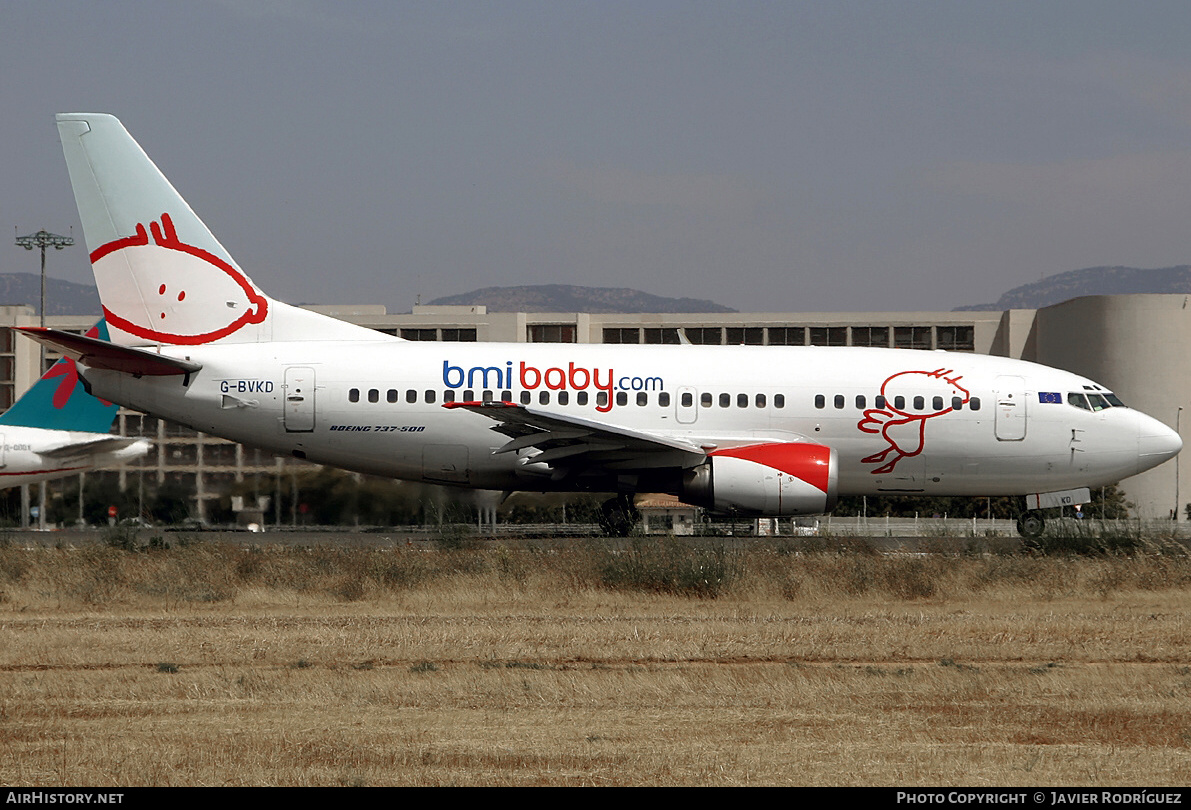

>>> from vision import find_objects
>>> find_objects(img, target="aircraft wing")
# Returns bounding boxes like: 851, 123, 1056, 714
444, 401, 708, 474
38, 435, 148, 459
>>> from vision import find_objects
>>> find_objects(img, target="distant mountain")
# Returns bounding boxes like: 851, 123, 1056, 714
956, 266, 1191, 311
0, 273, 100, 316
427, 284, 737, 313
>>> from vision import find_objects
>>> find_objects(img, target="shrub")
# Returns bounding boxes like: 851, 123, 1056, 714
598, 539, 739, 598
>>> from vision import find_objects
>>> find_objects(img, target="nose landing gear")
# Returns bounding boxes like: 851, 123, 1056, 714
1015, 510, 1045, 538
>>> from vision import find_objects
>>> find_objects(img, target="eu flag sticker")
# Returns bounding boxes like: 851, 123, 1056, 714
1038, 392, 1062, 404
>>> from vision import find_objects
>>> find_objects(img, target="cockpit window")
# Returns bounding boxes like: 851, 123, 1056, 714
1068, 393, 1090, 411
1087, 394, 1110, 411
1104, 392, 1125, 407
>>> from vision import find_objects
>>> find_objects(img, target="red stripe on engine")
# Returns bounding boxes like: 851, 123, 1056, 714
709, 443, 831, 493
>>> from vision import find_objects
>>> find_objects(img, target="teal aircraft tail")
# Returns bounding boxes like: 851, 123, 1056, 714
0, 320, 120, 432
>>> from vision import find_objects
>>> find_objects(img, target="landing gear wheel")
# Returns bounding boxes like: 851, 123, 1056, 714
1016, 511, 1045, 538
598, 496, 640, 537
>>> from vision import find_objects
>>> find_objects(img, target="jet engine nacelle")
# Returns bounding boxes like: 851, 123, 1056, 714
681, 442, 838, 516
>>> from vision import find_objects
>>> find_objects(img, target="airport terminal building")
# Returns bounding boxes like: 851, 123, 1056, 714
0, 294, 1184, 524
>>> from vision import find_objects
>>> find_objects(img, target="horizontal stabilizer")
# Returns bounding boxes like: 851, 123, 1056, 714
16, 328, 202, 376
39, 435, 148, 459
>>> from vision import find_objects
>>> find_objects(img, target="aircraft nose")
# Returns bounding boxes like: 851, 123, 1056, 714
1137, 414, 1182, 472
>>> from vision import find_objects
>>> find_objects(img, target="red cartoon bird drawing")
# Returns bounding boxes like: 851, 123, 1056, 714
857, 368, 970, 474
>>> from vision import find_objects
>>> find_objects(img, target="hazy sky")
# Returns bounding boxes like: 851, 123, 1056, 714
6, 1, 1191, 314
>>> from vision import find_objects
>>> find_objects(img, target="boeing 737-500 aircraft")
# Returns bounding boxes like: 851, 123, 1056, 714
0, 320, 149, 489
21, 113, 1182, 535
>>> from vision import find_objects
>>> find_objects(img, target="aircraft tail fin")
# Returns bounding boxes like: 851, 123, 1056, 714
55, 113, 380, 347
0, 320, 121, 432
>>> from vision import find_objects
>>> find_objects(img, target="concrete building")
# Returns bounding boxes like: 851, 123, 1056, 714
0, 295, 1182, 523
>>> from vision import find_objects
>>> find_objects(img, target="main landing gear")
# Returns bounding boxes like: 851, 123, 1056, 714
598, 495, 640, 537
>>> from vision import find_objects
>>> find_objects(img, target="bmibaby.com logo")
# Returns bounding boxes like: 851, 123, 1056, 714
443, 361, 664, 413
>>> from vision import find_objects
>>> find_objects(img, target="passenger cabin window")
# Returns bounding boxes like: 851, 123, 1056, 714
597, 391, 609, 408
737, 393, 748, 408
659, 392, 671, 407
701, 393, 713, 408
616, 392, 628, 406
425, 390, 437, 404
521, 391, 532, 405
558, 391, 569, 405
368, 389, 379, 403
814, 394, 825, 409
349, 388, 360, 403
443, 390, 456, 403
577, 391, 589, 406
774, 394, 785, 409
387, 389, 398, 403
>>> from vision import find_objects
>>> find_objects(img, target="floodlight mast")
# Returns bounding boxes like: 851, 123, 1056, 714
14, 229, 73, 532
15, 228, 73, 336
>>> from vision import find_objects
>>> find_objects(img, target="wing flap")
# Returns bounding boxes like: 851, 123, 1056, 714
444, 400, 707, 472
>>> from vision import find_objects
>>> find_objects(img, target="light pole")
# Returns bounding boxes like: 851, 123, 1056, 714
15, 229, 73, 531
15, 229, 73, 342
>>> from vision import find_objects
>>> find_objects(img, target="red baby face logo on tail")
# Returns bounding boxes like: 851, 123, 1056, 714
90, 213, 268, 345
856, 368, 970, 474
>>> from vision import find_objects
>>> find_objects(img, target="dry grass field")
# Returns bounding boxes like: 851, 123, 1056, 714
1, 536, 1191, 786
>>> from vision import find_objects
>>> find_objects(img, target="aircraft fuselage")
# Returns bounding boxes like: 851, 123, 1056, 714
80, 340, 1177, 501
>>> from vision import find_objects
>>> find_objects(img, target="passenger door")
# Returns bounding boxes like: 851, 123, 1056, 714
994, 376, 1027, 441
283, 367, 316, 433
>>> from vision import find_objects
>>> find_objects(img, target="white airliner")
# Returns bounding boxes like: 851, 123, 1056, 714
23, 113, 1182, 535
0, 320, 149, 489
